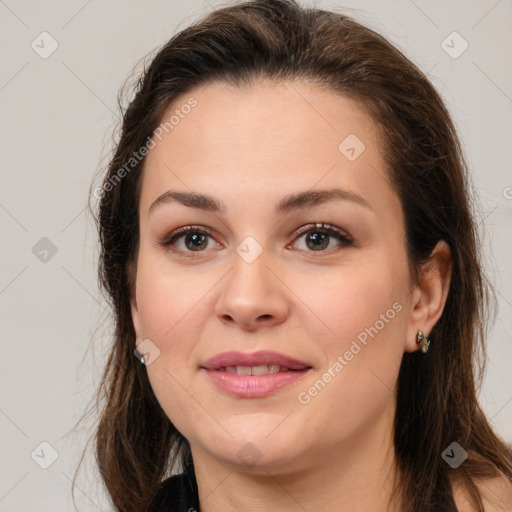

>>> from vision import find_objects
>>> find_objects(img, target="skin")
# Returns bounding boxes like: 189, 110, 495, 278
130, 80, 453, 512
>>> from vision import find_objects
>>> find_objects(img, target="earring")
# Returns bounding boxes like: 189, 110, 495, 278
417, 330, 430, 354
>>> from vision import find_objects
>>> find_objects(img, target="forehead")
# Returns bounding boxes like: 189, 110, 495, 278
139, 80, 395, 219
149, 79, 380, 160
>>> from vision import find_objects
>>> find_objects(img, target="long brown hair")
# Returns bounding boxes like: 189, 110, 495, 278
79, 1, 512, 510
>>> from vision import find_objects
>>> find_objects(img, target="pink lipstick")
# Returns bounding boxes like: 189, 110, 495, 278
201, 350, 312, 398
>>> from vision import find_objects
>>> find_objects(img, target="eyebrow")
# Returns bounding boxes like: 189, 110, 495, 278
148, 188, 373, 216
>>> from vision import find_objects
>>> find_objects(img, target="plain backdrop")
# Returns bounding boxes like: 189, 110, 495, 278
1, 1, 511, 510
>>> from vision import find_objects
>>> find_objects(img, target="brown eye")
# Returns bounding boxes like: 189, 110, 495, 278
159, 225, 219, 253
304, 231, 330, 251
182, 232, 208, 251
292, 223, 353, 252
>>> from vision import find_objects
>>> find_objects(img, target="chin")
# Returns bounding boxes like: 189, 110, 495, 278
195, 417, 305, 470
210, 441, 301, 473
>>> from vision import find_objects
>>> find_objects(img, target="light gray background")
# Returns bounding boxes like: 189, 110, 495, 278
1, 1, 511, 510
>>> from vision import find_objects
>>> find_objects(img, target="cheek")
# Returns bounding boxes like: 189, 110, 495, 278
292, 255, 408, 414
133, 248, 222, 432
134, 246, 214, 343
293, 256, 407, 350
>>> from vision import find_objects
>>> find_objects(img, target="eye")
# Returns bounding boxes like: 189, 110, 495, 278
290, 223, 353, 252
158, 222, 353, 256
158, 225, 220, 254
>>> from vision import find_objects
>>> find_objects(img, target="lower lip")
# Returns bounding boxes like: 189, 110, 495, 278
202, 369, 311, 398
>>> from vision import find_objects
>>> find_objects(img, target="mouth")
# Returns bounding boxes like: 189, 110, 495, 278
220, 364, 296, 375
201, 351, 313, 398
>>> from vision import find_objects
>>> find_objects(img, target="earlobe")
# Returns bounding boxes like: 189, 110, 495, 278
404, 240, 453, 353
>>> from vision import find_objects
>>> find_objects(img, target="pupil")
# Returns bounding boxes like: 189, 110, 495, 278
307, 232, 328, 250
186, 233, 207, 251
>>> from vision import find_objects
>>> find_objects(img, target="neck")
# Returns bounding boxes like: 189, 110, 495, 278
191, 403, 401, 512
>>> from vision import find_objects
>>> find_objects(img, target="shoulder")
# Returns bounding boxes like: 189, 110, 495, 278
452, 472, 512, 512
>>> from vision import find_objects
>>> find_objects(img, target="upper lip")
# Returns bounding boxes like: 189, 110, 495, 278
201, 351, 312, 371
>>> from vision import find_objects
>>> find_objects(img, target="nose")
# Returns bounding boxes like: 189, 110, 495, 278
214, 249, 289, 331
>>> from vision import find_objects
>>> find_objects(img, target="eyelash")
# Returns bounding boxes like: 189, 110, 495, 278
158, 223, 353, 256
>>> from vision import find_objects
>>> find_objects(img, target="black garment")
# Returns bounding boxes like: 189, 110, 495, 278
149, 463, 200, 512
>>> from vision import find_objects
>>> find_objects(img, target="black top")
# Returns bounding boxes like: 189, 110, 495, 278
149, 463, 200, 512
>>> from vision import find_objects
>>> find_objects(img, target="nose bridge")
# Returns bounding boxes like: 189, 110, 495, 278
214, 241, 288, 329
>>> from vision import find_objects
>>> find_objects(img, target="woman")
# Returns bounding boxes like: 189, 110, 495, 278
86, 0, 512, 510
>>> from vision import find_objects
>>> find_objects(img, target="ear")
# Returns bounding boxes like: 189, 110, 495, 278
404, 241, 452, 353
128, 260, 143, 342
131, 297, 142, 341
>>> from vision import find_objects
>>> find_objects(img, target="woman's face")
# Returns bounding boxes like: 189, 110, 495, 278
131, 80, 418, 472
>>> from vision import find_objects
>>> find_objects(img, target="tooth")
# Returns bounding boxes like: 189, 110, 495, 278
251, 365, 269, 376
236, 365, 252, 376
225, 366, 237, 374
268, 364, 280, 374
279, 366, 289, 372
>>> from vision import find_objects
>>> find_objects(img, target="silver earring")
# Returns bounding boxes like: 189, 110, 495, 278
417, 330, 430, 354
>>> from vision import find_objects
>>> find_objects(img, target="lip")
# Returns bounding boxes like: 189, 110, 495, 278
201, 350, 313, 398
201, 350, 311, 370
